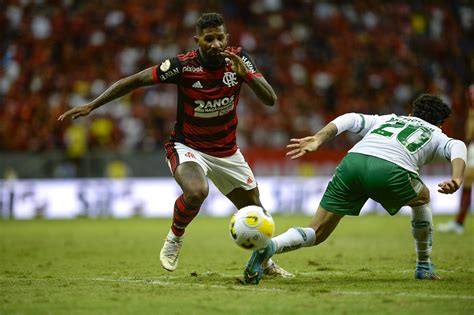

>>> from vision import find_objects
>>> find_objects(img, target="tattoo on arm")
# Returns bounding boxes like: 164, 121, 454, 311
91, 68, 156, 109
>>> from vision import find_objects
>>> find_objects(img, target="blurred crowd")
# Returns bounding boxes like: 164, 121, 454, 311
1, 0, 473, 159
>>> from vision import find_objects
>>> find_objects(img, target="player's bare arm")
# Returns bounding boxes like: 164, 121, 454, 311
58, 67, 156, 121
438, 158, 466, 194
286, 123, 338, 159
221, 50, 277, 106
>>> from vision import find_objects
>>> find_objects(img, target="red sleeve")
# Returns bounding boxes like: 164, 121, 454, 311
152, 65, 159, 83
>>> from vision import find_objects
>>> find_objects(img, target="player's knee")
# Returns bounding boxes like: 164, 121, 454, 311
407, 186, 430, 207
184, 187, 208, 207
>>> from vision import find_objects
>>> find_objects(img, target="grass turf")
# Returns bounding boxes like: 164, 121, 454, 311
1, 214, 473, 314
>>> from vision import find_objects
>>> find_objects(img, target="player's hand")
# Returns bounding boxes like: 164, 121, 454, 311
437, 178, 462, 194
221, 50, 248, 77
58, 104, 94, 121
286, 136, 322, 160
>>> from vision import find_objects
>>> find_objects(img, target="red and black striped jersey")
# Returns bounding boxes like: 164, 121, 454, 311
152, 47, 263, 157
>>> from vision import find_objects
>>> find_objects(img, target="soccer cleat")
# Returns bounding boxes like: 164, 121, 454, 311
159, 235, 183, 272
415, 262, 440, 280
243, 240, 276, 284
436, 221, 464, 234
263, 261, 295, 278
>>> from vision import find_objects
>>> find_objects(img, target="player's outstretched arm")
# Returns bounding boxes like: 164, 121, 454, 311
286, 123, 338, 160
58, 67, 156, 121
221, 50, 277, 106
438, 158, 466, 194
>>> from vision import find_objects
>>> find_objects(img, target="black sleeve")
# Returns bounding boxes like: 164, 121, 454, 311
239, 50, 260, 74
154, 57, 182, 84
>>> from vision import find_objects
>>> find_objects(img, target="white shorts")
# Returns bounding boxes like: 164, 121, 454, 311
165, 142, 257, 195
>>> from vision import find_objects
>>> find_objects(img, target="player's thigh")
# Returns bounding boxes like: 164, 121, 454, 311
464, 166, 474, 186
226, 187, 262, 209
308, 206, 344, 245
465, 142, 474, 186
206, 150, 258, 196
174, 161, 209, 197
366, 159, 422, 215
320, 153, 368, 216
165, 142, 210, 176
165, 142, 210, 193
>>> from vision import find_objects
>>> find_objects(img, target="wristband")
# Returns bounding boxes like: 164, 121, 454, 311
243, 72, 256, 82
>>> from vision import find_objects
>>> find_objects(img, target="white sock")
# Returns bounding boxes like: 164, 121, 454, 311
411, 204, 433, 264
167, 229, 183, 240
273, 227, 316, 254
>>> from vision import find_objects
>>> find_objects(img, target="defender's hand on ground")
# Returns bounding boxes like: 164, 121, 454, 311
58, 104, 93, 121
286, 137, 321, 160
437, 178, 461, 194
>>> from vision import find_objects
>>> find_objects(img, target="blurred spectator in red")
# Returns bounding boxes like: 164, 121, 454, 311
0, 0, 471, 159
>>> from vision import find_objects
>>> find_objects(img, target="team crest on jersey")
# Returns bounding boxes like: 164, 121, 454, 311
160, 59, 171, 72
223, 72, 238, 87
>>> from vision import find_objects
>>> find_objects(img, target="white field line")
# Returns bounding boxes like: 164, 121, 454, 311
90, 277, 285, 292
298, 268, 474, 275
0, 276, 284, 292
1, 276, 473, 300
335, 290, 474, 301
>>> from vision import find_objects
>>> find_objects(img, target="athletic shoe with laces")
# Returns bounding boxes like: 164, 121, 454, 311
160, 235, 183, 272
415, 261, 440, 280
243, 240, 276, 284
436, 220, 464, 234
263, 261, 295, 278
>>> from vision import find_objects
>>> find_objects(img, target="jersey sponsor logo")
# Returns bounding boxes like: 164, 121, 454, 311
160, 59, 171, 72
222, 72, 238, 87
182, 65, 203, 72
159, 68, 179, 81
241, 56, 256, 73
192, 81, 203, 89
194, 95, 235, 118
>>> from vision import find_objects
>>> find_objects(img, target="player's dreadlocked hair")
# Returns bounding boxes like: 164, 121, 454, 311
196, 13, 225, 34
412, 94, 451, 126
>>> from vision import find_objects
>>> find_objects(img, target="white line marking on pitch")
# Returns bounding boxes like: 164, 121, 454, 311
91, 277, 285, 292
336, 291, 474, 300
0, 277, 284, 292
1, 277, 473, 300
298, 268, 474, 275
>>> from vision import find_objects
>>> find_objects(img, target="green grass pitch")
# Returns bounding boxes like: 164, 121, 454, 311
1, 214, 473, 314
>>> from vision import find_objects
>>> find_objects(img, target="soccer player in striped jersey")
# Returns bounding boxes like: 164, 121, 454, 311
243, 94, 467, 284
58, 12, 292, 278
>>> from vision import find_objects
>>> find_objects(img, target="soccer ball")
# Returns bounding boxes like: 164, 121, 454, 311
229, 205, 275, 250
